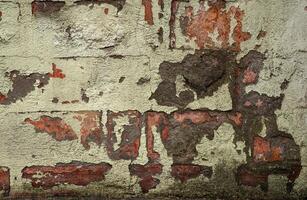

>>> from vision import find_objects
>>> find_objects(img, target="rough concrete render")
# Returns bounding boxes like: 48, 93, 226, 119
0, 0, 306, 199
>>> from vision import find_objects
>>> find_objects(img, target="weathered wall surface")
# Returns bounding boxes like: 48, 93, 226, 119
0, 0, 306, 199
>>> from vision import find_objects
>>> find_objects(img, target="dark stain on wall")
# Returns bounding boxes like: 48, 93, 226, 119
150, 49, 236, 108
106, 110, 142, 160
31, 1, 65, 15
228, 50, 302, 192
0, 70, 50, 105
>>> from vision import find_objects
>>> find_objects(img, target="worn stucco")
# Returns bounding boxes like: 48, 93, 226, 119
0, 0, 306, 199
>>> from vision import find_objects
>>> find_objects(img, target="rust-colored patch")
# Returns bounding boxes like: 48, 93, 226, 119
242, 67, 257, 84
129, 163, 162, 193
24, 116, 77, 141
171, 164, 212, 182
74, 111, 103, 150
253, 136, 271, 162
0, 92, 6, 103
145, 112, 169, 161
253, 136, 283, 162
22, 162, 112, 189
0, 167, 10, 196
181, 1, 251, 50
228, 112, 242, 126
231, 7, 251, 51
271, 146, 282, 161
142, 0, 153, 25
48, 63, 65, 79
173, 111, 217, 124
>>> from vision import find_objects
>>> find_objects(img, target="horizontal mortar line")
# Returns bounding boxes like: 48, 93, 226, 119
0, 55, 41, 59
4, 108, 236, 115
5, 109, 137, 114
5, 110, 104, 114
0, 54, 151, 60
54, 54, 150, 60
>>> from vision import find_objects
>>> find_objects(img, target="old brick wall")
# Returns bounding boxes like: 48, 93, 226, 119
0, 0, 306, 199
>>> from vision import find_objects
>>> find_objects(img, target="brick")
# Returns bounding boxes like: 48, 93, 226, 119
178, 1, 251, 50
142, 0, 153, 25
74, 111, 103, 150
106, 110, 142, 160
145, 112, 169, 161
129, 163, 163, 192
253, 135, 300, 163
24, 116, 78, 141
171, 164, 212, 182
0, 167, 10, 196
22, 162, 112, 189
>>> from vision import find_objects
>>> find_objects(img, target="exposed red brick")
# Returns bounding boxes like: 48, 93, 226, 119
271, 146, 282, 161
142, 0, 153, 25
31, 1, 65, 15
24, 116, 77, 141
0, 92, 6, 103
185, 3, 229, 48
74, 111, 103, 150
129, 163, 162, 193
253, 136, 270, 162
0, 167, 10, 196
145, 112, 169, 161
48, 63, 65, 79
228, 112, 242, 126
22, 162, 112, 189
183, 2, 250, 50
173, 111, 217, 124
129, 163, 163, 178
171, 164, 212, 182
106, 110, 142, 160
243, 67, 257, 84
169, 0, 180, 48
139, 177, 160, 193
253, 136, 282, 162
230, 7, 251, 51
